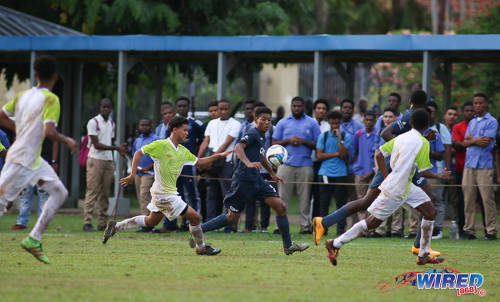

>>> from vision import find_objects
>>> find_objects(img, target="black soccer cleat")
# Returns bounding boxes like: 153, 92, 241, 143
196, 245, 221, 256
417, 255, 445, 265
102, 221, 117, 244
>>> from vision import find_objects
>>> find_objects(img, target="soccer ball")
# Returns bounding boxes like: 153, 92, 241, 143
266, 145, 288, 168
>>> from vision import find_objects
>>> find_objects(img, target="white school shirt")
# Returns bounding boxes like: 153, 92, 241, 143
87, 114, 115, 161
204, 117, 241, 162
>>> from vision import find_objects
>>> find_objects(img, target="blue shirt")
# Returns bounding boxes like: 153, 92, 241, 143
273, 114, 321, 167
234, 127, 266, 181
155, 123, 169, 139
464, 112, 498, 169
424, 128, 445, 173
237, 119, 252, 143
352, 129, 380, 177
317, 131, 351, 177
340, 118, 365, 173
374, 112, 403, 133
0, 129, 10, 171
133, 133, 160, 176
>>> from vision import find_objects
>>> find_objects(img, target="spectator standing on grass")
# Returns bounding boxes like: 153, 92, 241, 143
11, 139, 58, 230
423, 101, 451, 240
339, 99, 364, 227
131, 118, 159, 233
83, 98, 127, 232
310, 99, 331, 218
237, 99, 256, 142
452, 102, 475, 237
442, 105, 460, 232
197, 100, 240, 222
273, 96, 320, 234
316, 111, 350, 236
461, 93, 498, 240
174, 96, 205, 231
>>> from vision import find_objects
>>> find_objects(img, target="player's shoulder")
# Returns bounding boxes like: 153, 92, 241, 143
41, 89, 60, 104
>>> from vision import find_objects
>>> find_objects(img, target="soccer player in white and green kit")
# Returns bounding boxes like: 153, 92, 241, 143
103, 116, 231, 255
0, 55, 78, 264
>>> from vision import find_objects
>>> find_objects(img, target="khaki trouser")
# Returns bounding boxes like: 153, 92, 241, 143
408, 208, 420, 234
353, 175, 370, 222
462, 168, 497, 236
277, 165, 313, 232
135, 174, 154, 215
83, 157, 114, 227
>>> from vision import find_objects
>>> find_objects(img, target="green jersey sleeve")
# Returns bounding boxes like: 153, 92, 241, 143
141, 140, 164, 158
380, 138, 395, 157
184, 149, 198, 166
0, 141, 4, 153
415, 138, 432, 172
3, 90, 25, 117
41, 90, 60, 125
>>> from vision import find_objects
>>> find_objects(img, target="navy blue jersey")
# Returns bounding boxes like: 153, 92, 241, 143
163, 117, 204, 153
369, 156, 427, 189
391, 109, 413, 135
234, 127, 266, 181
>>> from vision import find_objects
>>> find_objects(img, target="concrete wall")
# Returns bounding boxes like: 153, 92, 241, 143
259, 63, 299, 116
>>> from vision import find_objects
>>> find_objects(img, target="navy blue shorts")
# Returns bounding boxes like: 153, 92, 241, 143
224, 176, 279, 213
368, 169, 427, 189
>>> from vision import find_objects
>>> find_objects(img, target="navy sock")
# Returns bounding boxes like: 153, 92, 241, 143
276, 216, 292, 249
321, 206, 350, 229
414, 218, 422, 248
201, 214, 228, 232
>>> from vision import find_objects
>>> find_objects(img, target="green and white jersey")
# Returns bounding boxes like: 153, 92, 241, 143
379, 128, 432, 200
2, 87, 60, 170
142, 138, 198, 196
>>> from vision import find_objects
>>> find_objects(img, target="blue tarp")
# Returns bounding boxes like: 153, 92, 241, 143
0, 35, 499, 52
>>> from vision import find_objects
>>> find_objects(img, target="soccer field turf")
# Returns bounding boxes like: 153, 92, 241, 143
0, 214, 498, 302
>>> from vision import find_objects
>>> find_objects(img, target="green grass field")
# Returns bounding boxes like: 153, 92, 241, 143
0, 214, 498, 302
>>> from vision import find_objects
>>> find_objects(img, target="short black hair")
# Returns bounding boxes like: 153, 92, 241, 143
254, 101, 266, 108
168, 116, 189, 132
425, 101, 438, 110
208, 101, 219, 108
291, 96, 304, 104
365, 110, 377, 119
175, 96, 190, 104
218, 99, 230, 105
383, 107, 397, 116
410, 90, 428, 106
100, 98, 112, 106
161, 101, 173, 109
313, 99, 330, 111
340, 99, 354, 108
255, 107, 272, 118
473, 92, 488, 102
327, 111, 342, 121
389, 92, 402, 102
244, 99, 256, 106
462, 101, 473, 109
411, 109, 430, 131
139, 117, 152, 124
446, 105, 458, 112
34, 55, 57, 81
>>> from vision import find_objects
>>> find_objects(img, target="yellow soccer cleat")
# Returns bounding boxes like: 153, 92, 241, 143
312, 217, 325, 246
411, 245, 441, 257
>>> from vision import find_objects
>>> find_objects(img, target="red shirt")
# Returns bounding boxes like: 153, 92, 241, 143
452, 120, 468, 172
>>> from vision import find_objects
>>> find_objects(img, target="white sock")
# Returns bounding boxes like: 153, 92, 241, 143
189, 224, 206, 249
0, 196, 7, 218
333, 219, 368, 248
115, 215, 147, 231
418, 219, 434, 257
29, 180, 68, 241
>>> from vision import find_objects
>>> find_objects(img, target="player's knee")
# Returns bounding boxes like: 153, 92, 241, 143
274, 201, 287, 216
424, 206, 437, 220
226, 212, 239, 225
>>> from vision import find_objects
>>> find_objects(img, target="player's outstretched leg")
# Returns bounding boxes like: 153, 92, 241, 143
326, 219, 369, 266
103, 214, 153, 244
411, 217, 441, 257
265, 197, 309, 255
22, 180, 68, 264
184, 207, 221, 256
313, 189, 379, 246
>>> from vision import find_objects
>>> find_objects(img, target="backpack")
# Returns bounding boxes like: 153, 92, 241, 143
78, 117, 104, 167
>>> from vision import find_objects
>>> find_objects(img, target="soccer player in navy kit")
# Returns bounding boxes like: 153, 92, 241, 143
196, 107, 309, 255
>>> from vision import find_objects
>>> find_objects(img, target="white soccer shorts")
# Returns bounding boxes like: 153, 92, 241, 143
367, 184, 429, 221
147, 194, 188, 220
